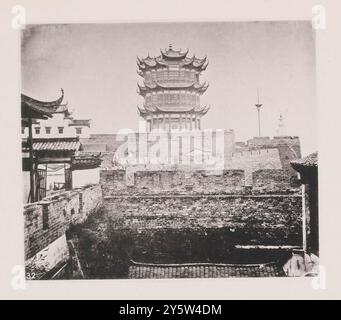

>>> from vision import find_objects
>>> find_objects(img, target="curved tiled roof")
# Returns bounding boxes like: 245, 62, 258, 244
21, 89, 64, 120
291, 152, 318, 170
71, 152, 102, 170
137, 46, 208, 72
137, 81, 209, 95
138, 104, 210, 115
128, 260, 285, 278
22, 137, 82, 152
160, 45, 189, 59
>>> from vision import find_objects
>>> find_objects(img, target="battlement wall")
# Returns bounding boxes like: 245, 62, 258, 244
100, 166, 299, 197
101, 169, 246, 196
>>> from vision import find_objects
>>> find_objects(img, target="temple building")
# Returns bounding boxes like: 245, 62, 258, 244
137, 45, 210, 132
21, 90, 101, 203
21, 92, 91, 139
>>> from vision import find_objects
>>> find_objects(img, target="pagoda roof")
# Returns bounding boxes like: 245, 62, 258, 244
21, 89, 64, 120
137, 46, 208, 72
137, 81, 209, 96
160, 45, 189, 59
137, 104, 210, 116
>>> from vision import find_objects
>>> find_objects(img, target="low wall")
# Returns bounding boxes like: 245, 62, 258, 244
24, 184, 102, 261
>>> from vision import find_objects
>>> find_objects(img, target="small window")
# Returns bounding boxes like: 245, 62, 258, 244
75, 127, 82, 135
35, 127, 41, 135
58, 127, 64, 134
21, 127, 25, 134
45, 127, 51, 134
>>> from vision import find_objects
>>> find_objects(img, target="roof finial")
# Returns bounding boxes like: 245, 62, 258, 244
169, 43, 172, 50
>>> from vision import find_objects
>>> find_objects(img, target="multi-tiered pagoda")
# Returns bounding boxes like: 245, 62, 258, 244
137, 45, 210, 132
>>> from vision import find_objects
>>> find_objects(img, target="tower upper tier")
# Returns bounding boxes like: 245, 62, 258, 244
137, 45, 210, 131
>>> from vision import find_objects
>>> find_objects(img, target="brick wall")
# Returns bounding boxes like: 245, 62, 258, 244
227, 148, 283, 185
103, 194, 302, 246
101, 169, 246, 196
100, 167, 299, 197
252, 169, 299, 193
23, 184, 102, 260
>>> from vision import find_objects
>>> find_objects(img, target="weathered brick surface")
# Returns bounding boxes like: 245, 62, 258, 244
23, 184, 102, 260
103, 194, 302, 246
101, 168, 299, 196
101, 169, 246, 196
252, 169, 299, 192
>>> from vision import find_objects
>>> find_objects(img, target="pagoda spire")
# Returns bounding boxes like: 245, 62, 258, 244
276, 113, 286, 136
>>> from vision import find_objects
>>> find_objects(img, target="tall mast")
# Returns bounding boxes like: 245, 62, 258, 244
255, 88, 263, 136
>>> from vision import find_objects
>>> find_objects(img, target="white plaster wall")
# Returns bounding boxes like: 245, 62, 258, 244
72, 168, 100, 188
21, 113, 91, 139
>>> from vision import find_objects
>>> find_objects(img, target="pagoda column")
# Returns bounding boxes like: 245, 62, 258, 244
179, 113, 183, 130
190, 113, 193, 131
157, 114, 160, 131
163, 113, 166, 131
168, 114, 171, 131
194, 114, 197, 130
150, 115, 154, 131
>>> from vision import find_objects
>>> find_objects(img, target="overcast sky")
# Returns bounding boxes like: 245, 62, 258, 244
22, 21, 317, 155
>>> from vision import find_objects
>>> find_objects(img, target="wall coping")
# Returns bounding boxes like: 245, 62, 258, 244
23, 184, 100, 211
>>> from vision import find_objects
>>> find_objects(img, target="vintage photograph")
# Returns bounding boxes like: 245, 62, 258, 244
21, 21, 318, 280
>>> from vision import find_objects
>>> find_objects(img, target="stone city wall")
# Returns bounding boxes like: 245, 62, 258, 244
103, 194, 302, 246
100, 167, 298, 197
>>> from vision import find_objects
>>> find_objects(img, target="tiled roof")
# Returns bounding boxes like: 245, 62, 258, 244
31, 138, 81, 151
68, 119, 91, 127
291, 152, 318, 169
71, 152, 102, 170
21, 89, 64, 120
128, 261, 285, 278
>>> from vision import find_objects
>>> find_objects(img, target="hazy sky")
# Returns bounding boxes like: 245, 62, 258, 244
22, 21, 317, 155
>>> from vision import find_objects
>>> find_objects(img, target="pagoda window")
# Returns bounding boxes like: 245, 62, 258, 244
58, 127, 64, 134
152, 94, 157, 104
35, 127, 41, 135
146, 93, 151, 104
169, 71, 178, 78
45, 127, 51, 134
75, 127, 82, 135
180, 93, 186, 104
145, 71, 151, 82
21, 127, 25, 135
180, 69, 185, 79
